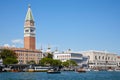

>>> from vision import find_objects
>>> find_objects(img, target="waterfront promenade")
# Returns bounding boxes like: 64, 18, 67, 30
0, 71, 120, 80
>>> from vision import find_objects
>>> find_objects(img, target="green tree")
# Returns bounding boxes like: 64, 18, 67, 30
51, 60, 62, 67
27, 60, 36, 64
62, 60, 77, 67
46, 53, 53, 59
3, 58, 18, 65
39, 58, 53, 66
68, 60, 78, 66
0, 49, 17, 59
0, 49, 18, 64
39, 58, 62, 67
62, 61, 69, 67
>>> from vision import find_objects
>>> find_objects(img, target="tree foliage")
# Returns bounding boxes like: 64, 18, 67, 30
27, 60, 36, 64
0, 49, 17, 59
39, 58, 53, 66
62, 61, 69, 67
62, 60, 77, 67
46, 53, 53, 59
68, 60, 78, 66
0, 49, 18, 64
39, 58, 61, 67
3, 58, 18, 65
51, 60, 61, 67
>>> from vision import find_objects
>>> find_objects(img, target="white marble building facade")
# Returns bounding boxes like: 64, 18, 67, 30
82, 50, 117, 69
53, 51, 88, 67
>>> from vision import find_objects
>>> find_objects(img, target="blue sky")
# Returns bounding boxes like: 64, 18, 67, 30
0, 0, 120, 53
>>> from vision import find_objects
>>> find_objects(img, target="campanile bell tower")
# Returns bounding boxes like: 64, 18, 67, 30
24, 5, 36, 50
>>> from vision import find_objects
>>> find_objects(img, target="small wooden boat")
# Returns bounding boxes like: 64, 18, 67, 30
47, 69, 61, 74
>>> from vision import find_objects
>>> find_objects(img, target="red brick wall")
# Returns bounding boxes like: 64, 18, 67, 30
24, 37, 36, 50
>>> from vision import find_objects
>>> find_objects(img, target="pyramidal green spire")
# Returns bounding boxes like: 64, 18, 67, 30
25, 4, 34, 21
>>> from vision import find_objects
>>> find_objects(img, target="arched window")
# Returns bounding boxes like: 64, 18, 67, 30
99, 56, 100, 59
102, 56, 104, 59
95, 56, 97, 60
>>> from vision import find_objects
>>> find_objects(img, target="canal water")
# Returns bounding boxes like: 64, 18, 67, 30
0, 71, 120, 80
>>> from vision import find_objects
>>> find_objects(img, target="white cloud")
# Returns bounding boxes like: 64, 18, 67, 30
12, 39, 23, 44
3, 44, 16, 48
2, 39, 23, 48
11, 45, 16, 47
3, 44, 10, 47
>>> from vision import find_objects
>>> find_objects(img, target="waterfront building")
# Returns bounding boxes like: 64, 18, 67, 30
53, 50, 88, 67
70, 52, 86, 67
82, 50, 117, 69
117, 56, 120, 68
0, 47, 42, 64
53, 52, 71, 62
